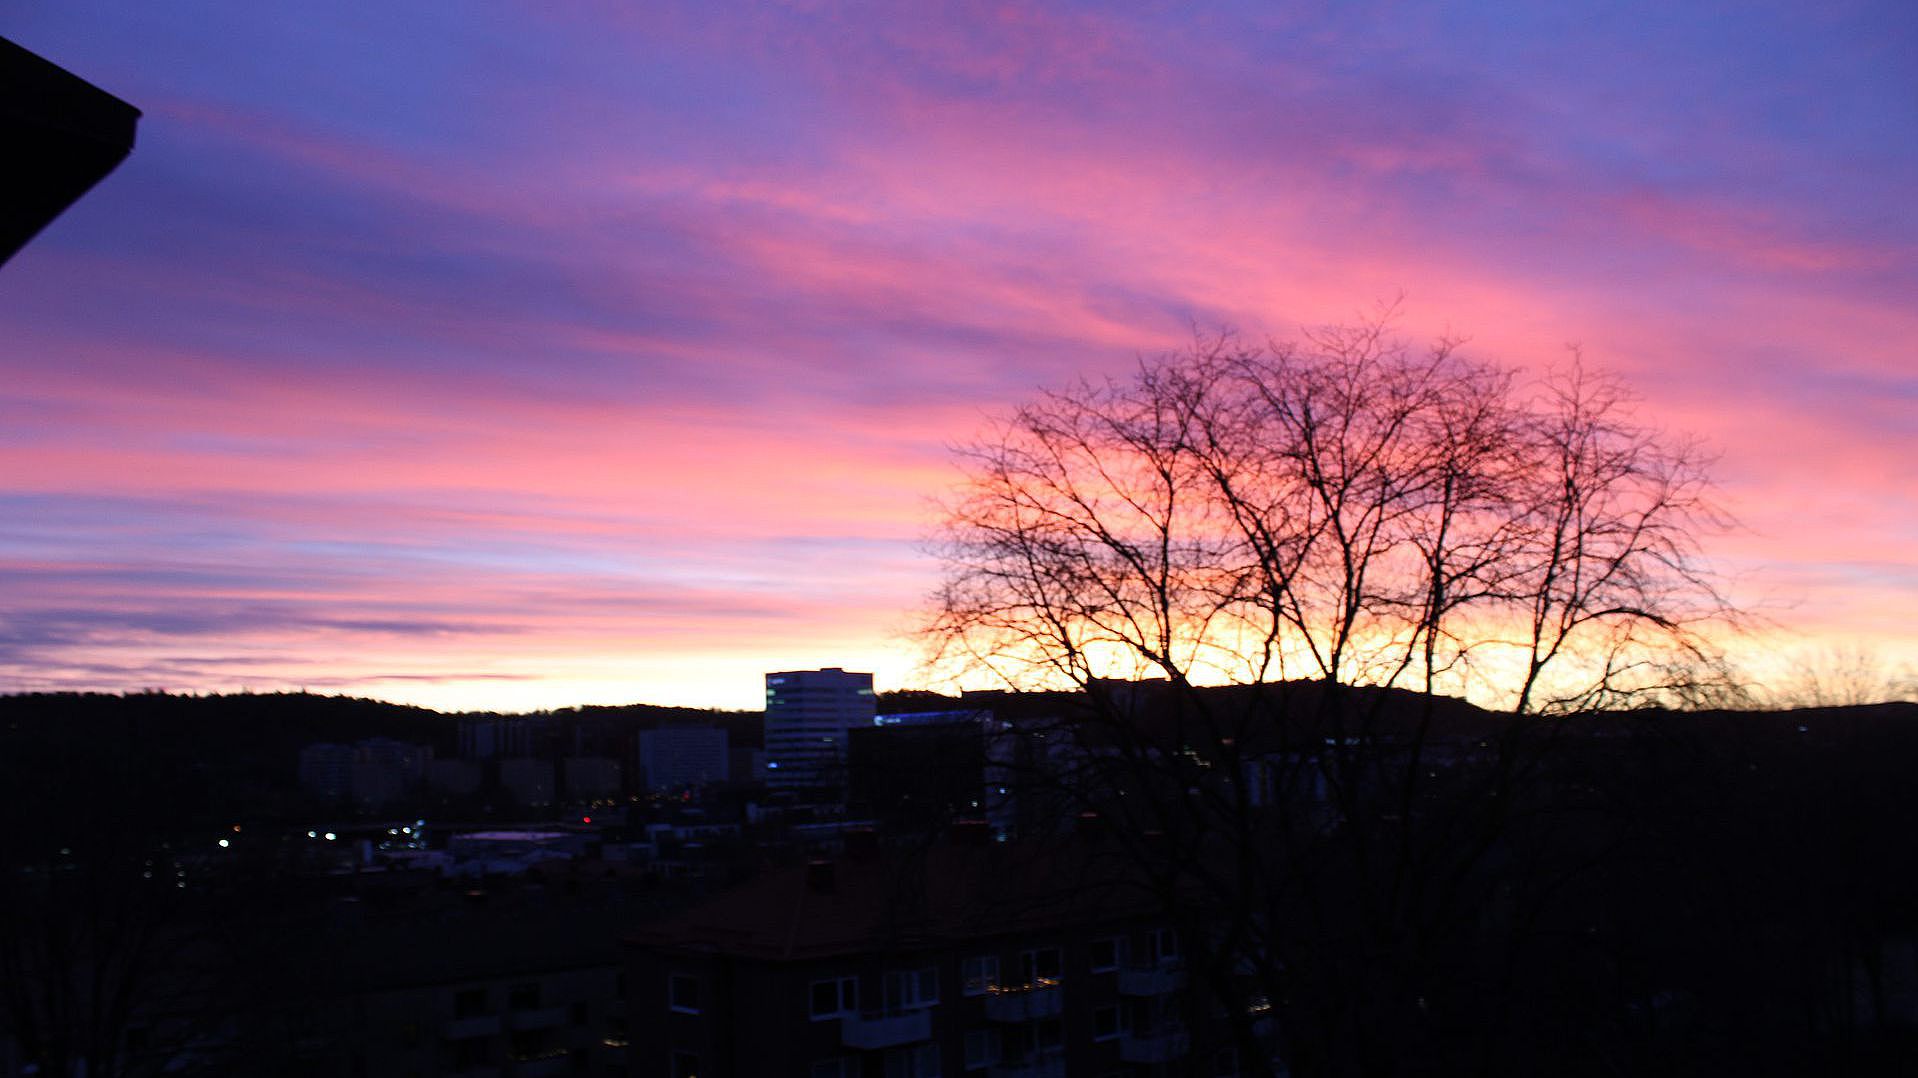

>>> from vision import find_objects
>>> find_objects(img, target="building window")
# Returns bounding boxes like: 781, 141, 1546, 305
1093, 1005, 1123, 1042
1020, 947, 1061, 985
810, 976, 858, 1020
1088, 937, 1119, 973
671, 1051, 699, 1078
453, 988, 487, 1018
509, 982, 541, 1010
961, 956, 998, 997
964, 1030, 1000, 1070
811, 1060, 854, 1078
508, 1030, 557, 1062
1150, 927, 1179, 964
885, 1043, 941, 1078
452, 1037, 490, 1069
670, 974, 700, 1014
884, 967, 940, 1011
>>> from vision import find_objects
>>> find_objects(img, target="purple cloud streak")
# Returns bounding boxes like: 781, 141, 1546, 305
0, 1, 1911, 707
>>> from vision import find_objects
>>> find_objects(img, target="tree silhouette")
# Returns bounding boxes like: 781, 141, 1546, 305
923, 314, 1740, 1076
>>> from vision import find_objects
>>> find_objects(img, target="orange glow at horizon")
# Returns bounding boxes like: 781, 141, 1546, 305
0, 4, 1910, 710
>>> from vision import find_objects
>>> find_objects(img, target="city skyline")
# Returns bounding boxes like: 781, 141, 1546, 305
2, 3, 1913, 711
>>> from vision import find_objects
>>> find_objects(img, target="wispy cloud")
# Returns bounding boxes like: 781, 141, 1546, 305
0, 0, 1911, 706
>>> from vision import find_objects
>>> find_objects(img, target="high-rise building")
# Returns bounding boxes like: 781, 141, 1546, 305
764, 667, 875, 795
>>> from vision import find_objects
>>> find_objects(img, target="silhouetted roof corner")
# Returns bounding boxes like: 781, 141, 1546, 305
0, 35, 141, 266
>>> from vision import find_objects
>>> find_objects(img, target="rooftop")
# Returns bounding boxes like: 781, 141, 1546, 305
628, 830, 1162, 962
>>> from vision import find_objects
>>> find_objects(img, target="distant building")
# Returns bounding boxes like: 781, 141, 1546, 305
984, 714, 1080, 838
352, 738, 433, 810
764, 668, 875, 796
458, 715, 553, 760
848, 721, 987, 830
426, 758, 482, 797
639, 727, 730, 792
299, 738, 432, 809
298, 742, 354, 801
563, 756, 622, 801
875, 709, 990, 727
500, 758, 555, 807
730, 747, 767, 786
446, 830, 587, 876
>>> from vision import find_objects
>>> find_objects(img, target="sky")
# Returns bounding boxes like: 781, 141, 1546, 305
1, 1, 1913, 712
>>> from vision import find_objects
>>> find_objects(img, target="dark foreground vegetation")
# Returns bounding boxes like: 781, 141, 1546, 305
3, 689, 1917, 1076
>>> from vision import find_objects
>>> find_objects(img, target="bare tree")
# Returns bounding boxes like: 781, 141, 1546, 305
1765, 643, 1917, 709
925, 315, 1738, 1076
930, 322, 1730, 712
1505, 360, 1730, 714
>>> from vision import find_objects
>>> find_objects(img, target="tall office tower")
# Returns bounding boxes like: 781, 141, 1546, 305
764, 667, 875, 795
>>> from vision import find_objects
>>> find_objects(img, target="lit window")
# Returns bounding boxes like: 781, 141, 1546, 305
962, 955, 998, 996
1020, 948, 1061, 984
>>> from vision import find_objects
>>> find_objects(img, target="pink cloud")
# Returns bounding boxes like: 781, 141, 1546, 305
2, 2, 1910, 706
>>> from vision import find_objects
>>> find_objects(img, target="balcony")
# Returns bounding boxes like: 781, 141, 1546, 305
988, 1054, 1067, 1078
1119, 1027, 1190, 1064
1117, 964, 1186, 996
508, 1006, 570, 1031
840, 1008, 933, 1050
444, 1014, 502, 1039
982, 980, 1062, 1022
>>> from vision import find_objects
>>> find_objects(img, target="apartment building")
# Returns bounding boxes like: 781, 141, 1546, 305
626, 828, 1257, 1077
